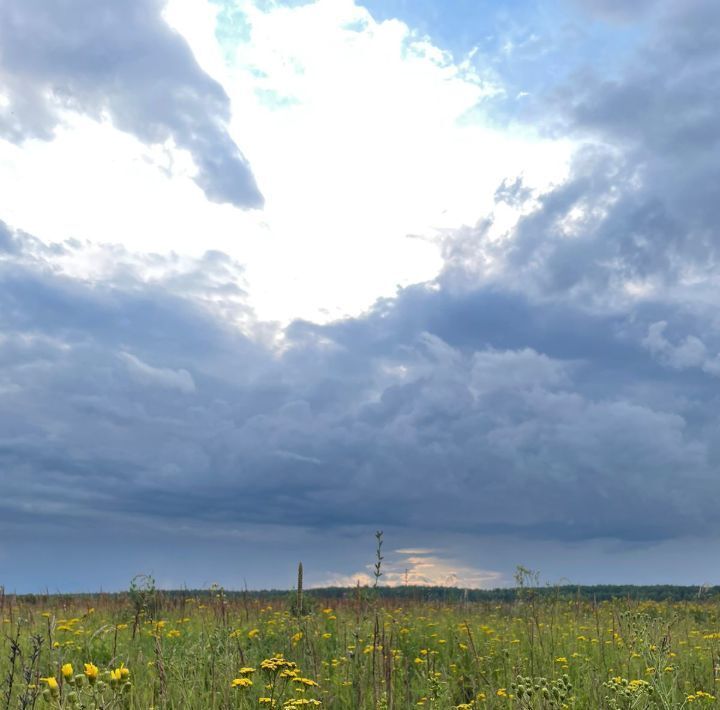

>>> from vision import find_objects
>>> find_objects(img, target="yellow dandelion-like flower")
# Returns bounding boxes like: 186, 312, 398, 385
84, 663, 99, 683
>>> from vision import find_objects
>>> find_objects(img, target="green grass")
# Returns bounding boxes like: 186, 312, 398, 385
3, 586, 720, 708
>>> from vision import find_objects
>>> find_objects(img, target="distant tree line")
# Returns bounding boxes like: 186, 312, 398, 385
11, 584, 720, 605
303, 585, 720, 603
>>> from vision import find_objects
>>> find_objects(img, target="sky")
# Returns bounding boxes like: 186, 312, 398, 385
1, 0, 720, 592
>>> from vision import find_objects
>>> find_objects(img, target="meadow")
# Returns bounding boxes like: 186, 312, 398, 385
3, 571, 720, 709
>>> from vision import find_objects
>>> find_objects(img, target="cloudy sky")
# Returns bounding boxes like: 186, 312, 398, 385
2, 0, 719, 592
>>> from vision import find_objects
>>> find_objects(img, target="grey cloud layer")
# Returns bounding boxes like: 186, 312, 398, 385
0, 0, 263, 208
570, 0, 660, 21
1, 216, 718, 545
3, 0, 720, 560
446, 0, 720, 307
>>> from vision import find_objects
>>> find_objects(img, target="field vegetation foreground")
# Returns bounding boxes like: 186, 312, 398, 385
3, 576, 720, 709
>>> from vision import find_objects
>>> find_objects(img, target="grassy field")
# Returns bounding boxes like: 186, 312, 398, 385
3, 578, 720, 708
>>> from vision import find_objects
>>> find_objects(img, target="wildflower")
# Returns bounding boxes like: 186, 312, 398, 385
40, 678, 59, 703
84, 662, 99, 684
231, 677, 253, 688
41, 677, 59, 692
62, 663, 73, 681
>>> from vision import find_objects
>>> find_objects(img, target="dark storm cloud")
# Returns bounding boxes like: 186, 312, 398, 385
3, 0, 720, 579
450, 0, 720, 303
2, 219, 720, 548
0, 0, 263, 208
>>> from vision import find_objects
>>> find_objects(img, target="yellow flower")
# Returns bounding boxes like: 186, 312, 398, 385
41, 677, 59, 691
84, 663, 99, 683
238, 667, 256, 675
231, 677, 253, 688
62, 663, 74, 680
